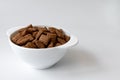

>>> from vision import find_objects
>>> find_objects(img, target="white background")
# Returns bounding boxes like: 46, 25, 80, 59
0, 0, 120, 80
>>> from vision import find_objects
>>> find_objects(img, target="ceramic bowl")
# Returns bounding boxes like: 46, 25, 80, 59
6, 25, 78, 69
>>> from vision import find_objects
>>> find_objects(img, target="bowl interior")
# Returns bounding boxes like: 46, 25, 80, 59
8, 25, 72, 50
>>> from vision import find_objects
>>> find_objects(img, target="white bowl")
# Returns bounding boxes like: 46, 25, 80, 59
6, 25, 78, 69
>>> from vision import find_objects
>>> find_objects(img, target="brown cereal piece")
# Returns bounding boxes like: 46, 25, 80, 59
24, 42, 37, 48
39, 34, 50, 45
55, 42, 61, 46
35, 30, 43, 40
27, 27, 38, 33
18, 27, 28, 36
65, 35, 70, 42
20, 29, 27, 36
38, 27, 48, 32
34, 40, 45, 48
32, 39, 36, 43
33, 26, 39, 30
48, 27, 57, 33
32, 31, 38, 38
11, 32, 22, 43
55, 29, 65, 38
57, 37, 66, 44
26, 24, 33, 28
43, 31, 50, 35
18, 27, 26, 33
44, 27, 48, 31
36, 26, 44, 28
16, 34, 34, 45
18, 25, 35, 36
35, 27, 47, 40
47, 33, 57, 43
48, 42, 54, 48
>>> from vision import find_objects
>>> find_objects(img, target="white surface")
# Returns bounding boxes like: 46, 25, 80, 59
0, 0, 120, 80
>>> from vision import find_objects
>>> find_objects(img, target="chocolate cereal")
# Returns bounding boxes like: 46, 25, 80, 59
11, 24, 70, 48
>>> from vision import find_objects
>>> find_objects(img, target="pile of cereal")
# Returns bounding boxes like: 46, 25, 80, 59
11, 24, 70, 48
